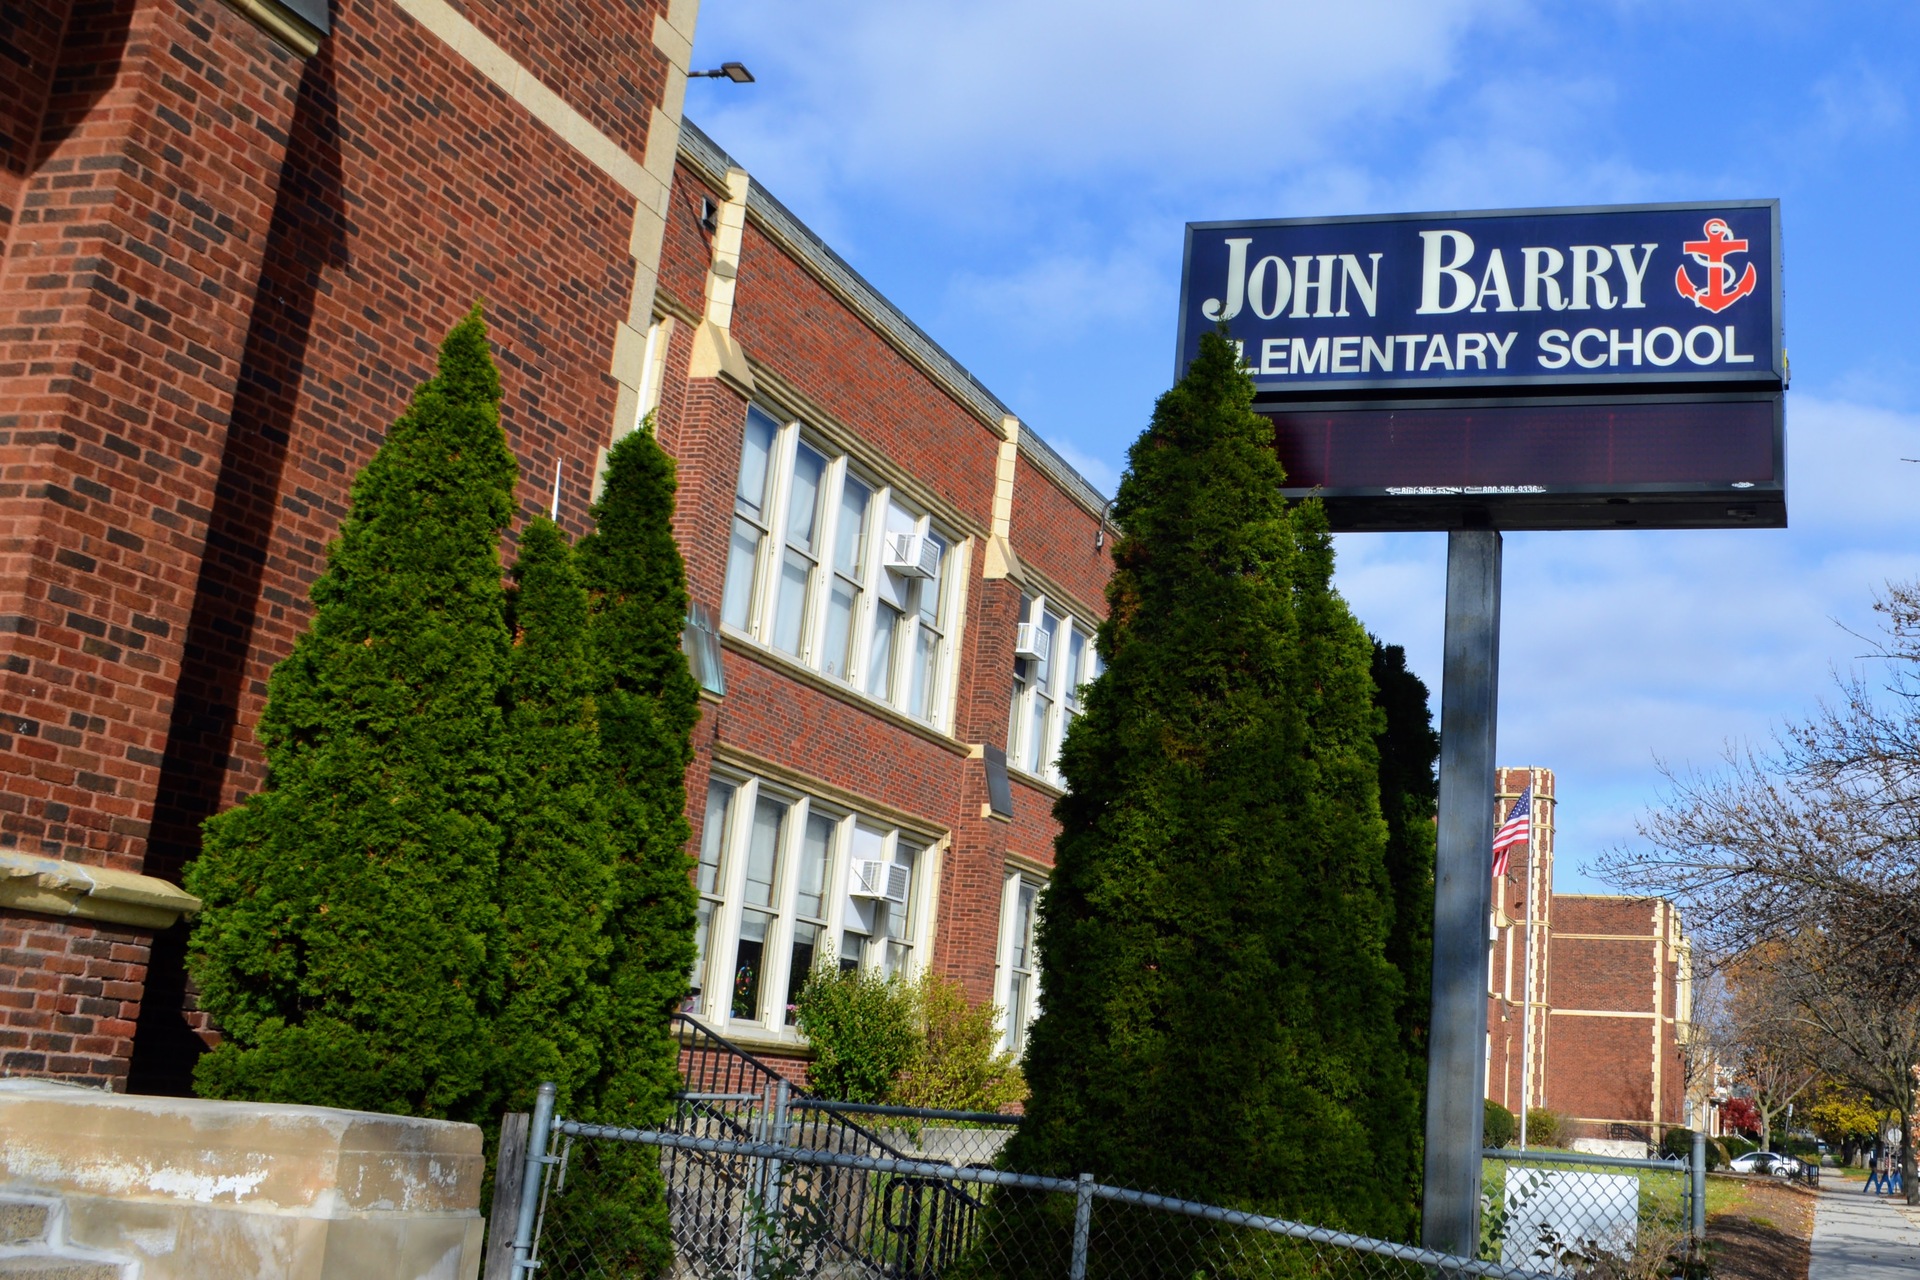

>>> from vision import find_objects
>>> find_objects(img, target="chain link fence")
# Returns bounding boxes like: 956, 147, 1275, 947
499, 1082, 1574, 1280
1480, 1147, 1702, 1279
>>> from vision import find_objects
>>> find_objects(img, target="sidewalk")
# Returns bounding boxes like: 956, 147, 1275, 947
1809, 1179, 1920, 1279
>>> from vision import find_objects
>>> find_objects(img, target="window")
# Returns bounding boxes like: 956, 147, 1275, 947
721, 407, 961, 729
690, 767, 936, 1035
1008, 595, 1101, 786
998, 871, 1043, 1054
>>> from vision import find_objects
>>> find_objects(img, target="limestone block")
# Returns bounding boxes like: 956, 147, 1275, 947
0, 1081, 485, 1280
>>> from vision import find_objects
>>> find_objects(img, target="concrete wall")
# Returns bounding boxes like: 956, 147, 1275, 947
0, 1078, 484, 1278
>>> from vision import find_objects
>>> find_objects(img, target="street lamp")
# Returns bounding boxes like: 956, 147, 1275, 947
691, 62, 755, 83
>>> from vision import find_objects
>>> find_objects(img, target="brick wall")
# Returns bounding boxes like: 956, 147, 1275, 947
0, 909, 146, 1085
2, 0, 1114, 1090
1, 0, 689, 1085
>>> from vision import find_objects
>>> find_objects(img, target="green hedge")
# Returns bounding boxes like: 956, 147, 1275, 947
1485, 1100, 1516, 1149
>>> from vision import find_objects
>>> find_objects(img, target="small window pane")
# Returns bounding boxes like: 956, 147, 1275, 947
823, 579, 858, 680
785, 921, 820, 1024
1035, 611, 1060, 690
787, 443, 826, 553
734, 910, 772, 1019
745, 796, 787, 909
773, 550, 810, 655
868, 603, 901, 699
797, 812, 833, 920
834, 476, 871, 576
699, 780, 734, 895
909, 624, 938, 721
1066, 629, 1088, 710
1013, 883, 1036, 969
723, 517, 761, 630
1026, 691, 1049, 774
692, 899, 714, 1007
737, 410, 778, 518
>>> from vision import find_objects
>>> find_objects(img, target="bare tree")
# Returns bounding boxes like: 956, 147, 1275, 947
1722, 953, 1819, 1152
1771, 923, 1920, 1199
1597, 579, 1920, 1203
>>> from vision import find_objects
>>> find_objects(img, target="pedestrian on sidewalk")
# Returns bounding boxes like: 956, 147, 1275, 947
1864, 1147, 1888, 1195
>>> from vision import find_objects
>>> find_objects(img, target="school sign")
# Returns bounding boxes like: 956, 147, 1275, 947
1177, 201, 1785, 529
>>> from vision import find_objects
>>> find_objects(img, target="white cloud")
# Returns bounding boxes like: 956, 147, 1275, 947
693, 0, 1524, 209
1045, 437, 1123, 498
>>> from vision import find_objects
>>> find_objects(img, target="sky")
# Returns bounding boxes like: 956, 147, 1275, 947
685, 1, 1920, 891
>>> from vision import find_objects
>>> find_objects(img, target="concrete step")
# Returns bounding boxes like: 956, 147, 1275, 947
0, 1201, 50, 1246
0, 1258, 124, 1280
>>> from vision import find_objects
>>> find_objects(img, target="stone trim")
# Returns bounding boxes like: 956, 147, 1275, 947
218, 0, 326, 57
741, 360, 987, 544
676, 121, 1111, 519
709, 741, 955, 845
0, 851, 201, 930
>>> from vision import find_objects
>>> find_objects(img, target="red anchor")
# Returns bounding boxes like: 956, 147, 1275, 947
1674, 217, 1757, 313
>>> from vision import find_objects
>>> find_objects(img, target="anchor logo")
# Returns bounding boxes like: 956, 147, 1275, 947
1674, 217, 1757, 313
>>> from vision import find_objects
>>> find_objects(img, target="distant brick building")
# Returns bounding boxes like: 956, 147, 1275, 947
1, 0, 1108, 1089
1486, 767, 1697, 1149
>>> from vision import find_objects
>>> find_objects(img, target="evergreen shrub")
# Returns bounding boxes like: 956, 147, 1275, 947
1372, 640, 1437, 1076
990, 330, 1418, 1267
1485, 1100, 1516, 1149
186, 307, 517, 1117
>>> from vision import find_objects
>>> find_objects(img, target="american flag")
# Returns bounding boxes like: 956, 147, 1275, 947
1492, 784, 1531, 878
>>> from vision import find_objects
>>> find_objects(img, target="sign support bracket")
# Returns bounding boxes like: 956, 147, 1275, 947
1423, 529, 1502, 1259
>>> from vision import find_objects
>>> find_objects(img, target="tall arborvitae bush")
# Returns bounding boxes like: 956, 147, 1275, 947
564, 424, 702, 1276
1371, 640, 1438, 1077
494, 517, 615, 1116
186, 308, 517, 1115
993, 331, 1416, 1269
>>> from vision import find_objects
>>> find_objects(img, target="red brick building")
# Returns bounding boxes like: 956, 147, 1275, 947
0, 0, 1108, 1088
1486, 767, 1698, 1150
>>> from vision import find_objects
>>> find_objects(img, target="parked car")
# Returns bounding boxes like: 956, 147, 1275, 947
1728, 1151, 1802, 1177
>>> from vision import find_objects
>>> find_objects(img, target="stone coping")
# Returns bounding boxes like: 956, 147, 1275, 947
0, 1079, 483, 1216
0, 850, 201, 930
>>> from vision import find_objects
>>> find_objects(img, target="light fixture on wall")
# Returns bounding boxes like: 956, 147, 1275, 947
691, 62, 755, 83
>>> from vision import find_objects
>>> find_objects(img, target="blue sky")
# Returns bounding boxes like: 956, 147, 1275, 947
686, 1, 1920, 891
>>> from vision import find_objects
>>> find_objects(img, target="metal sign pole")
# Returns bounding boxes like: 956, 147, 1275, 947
1422, 530, 1502, 1259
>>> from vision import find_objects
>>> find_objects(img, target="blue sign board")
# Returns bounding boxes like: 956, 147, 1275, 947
1177, 201, 1782, 394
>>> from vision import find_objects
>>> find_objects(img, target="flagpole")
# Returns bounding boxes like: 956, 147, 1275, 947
1517, 774, 1536, 1151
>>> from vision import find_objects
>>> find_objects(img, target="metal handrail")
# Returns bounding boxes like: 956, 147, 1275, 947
788, 1099, 1021, 1125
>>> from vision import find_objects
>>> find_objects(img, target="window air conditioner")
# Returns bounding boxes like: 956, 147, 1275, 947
883, 532, 940, 579
849, 858, 912, 905
1014, 622, 1049, 663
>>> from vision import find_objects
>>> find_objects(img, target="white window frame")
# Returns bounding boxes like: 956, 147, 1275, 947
721, 406, 963, 731
996, 869, 1044, 1055
691, 767, 939, 1040
1008, 593, 1101, 787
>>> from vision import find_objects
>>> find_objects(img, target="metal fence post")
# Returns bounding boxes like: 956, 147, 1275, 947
1069, 1172, 1093, 1280
1691, 1130, 1707, 1249
512, 1082, 557, 1278
767, 1079, 790, 1219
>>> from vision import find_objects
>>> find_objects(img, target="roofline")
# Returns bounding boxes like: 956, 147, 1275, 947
676, 120, 1111, 519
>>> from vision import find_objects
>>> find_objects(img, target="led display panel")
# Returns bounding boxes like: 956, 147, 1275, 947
1266, 394, 1783, 530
